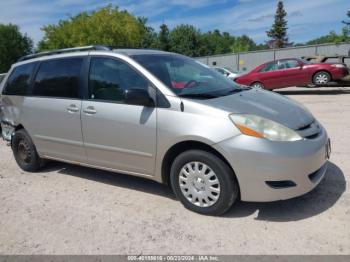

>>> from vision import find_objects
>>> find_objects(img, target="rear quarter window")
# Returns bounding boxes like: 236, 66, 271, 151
2, 63, 36, 96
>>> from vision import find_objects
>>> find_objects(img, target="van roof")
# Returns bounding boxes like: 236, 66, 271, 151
17, 45, 171, 63
113, 48, 170, 56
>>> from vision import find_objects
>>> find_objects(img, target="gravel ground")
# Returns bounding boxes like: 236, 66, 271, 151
0, 86, 349, 255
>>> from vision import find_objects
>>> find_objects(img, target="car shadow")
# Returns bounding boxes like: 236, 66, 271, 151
39, 161, 345, 221
276, 87, 350, 95
39, 161, 176, 200
224, 161, 346, 221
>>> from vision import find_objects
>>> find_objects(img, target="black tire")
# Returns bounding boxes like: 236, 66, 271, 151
251, 82, 265, 89
12, 129, 44, 172
170, 150, 239, 216
313, 71, 331, 86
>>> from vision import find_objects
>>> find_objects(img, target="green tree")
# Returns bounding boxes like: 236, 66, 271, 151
306, 30, 349, 45
138, 17, 158, 48
196, 29, 268, 56
342, 10, 350, 26
169, 24, 201, 56
38, 5, 145, 51
266, 1, 289, 48
231, 35, 256, 53
159, 24, 170, 51
198, 30, 233, 56
306, 9, 350, 45
0, 24, 33, 72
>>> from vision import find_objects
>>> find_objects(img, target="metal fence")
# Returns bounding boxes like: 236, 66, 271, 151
196, 42, 350, 73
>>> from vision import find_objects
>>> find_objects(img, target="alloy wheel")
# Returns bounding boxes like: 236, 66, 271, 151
252, 83, 263, 89
315, 73, 329, 85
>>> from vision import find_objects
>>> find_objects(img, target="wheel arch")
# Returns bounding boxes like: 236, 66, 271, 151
312, 70, 332, 83
9, 124, 26, 147
161, 140, 241, 198
15, 124, 25, 131
250, 81, 264, 87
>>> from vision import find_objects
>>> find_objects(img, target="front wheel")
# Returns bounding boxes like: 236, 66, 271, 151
170, 150, 239, 215
251, 82, 265, 89
313, 71, 331, 86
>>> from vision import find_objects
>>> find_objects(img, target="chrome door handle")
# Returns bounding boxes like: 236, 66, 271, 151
83, 106, 97, 115
66, 104, 79, 113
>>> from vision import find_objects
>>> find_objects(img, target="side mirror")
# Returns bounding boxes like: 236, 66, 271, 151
124, 88, 154, 107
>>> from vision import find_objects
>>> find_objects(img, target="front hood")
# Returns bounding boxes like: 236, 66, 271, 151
197, 89, 314, 130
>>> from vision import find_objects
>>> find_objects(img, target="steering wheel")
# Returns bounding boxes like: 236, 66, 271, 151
184, 80, 199, 89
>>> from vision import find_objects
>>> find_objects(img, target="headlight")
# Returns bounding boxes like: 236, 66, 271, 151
331, 64, 346, 68
229, 114, 303, 141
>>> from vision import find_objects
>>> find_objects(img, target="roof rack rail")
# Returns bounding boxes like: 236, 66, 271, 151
18, 45, 111, 62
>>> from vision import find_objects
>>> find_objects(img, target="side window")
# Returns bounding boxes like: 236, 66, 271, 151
276, 60, 286, 70
89, 57, 149, 103
33, 58, 83, 98
3, 63, 36, 95
280, 60, 300, 69
259, 62, 277, 72
287, 60, 299, 68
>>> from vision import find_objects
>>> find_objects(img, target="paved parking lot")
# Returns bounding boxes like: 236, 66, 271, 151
0, 86, 349, 255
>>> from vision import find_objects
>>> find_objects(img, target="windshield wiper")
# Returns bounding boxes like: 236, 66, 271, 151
178, 93, 217, 99
225, 87, 250, 96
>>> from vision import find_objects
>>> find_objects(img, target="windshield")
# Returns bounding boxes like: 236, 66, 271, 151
131, 54, 246, 98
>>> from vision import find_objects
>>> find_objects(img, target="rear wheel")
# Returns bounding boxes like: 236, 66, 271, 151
12, 129, 44, 172
251, 82, 264, 89
313, 71, 331, 86
170, 150, 239, 215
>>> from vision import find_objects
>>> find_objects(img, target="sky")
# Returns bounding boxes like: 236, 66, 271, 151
0, 0, 348, 46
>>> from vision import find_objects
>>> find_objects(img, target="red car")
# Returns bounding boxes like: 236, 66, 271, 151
234, 58, 349, 90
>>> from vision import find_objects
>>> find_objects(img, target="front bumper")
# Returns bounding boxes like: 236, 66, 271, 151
213, 127, 330, 202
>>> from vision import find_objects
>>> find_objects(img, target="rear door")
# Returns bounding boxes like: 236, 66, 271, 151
275, 59, 308, 87
22, 57, 86, 162
80, 56, 157, 176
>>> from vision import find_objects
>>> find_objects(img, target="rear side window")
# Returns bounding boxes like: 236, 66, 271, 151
277, 60, 300, 69
2, 63, 36, 95
33, 58, 83, 98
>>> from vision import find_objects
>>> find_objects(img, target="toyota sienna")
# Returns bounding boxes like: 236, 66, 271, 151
0, 46, 331, 215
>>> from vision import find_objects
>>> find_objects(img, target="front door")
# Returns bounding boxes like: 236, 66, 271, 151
81, 56, 157, 176
255, 61, 281, 89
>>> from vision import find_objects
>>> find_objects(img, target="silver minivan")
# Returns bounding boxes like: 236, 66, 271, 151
0, 46, 331, 215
